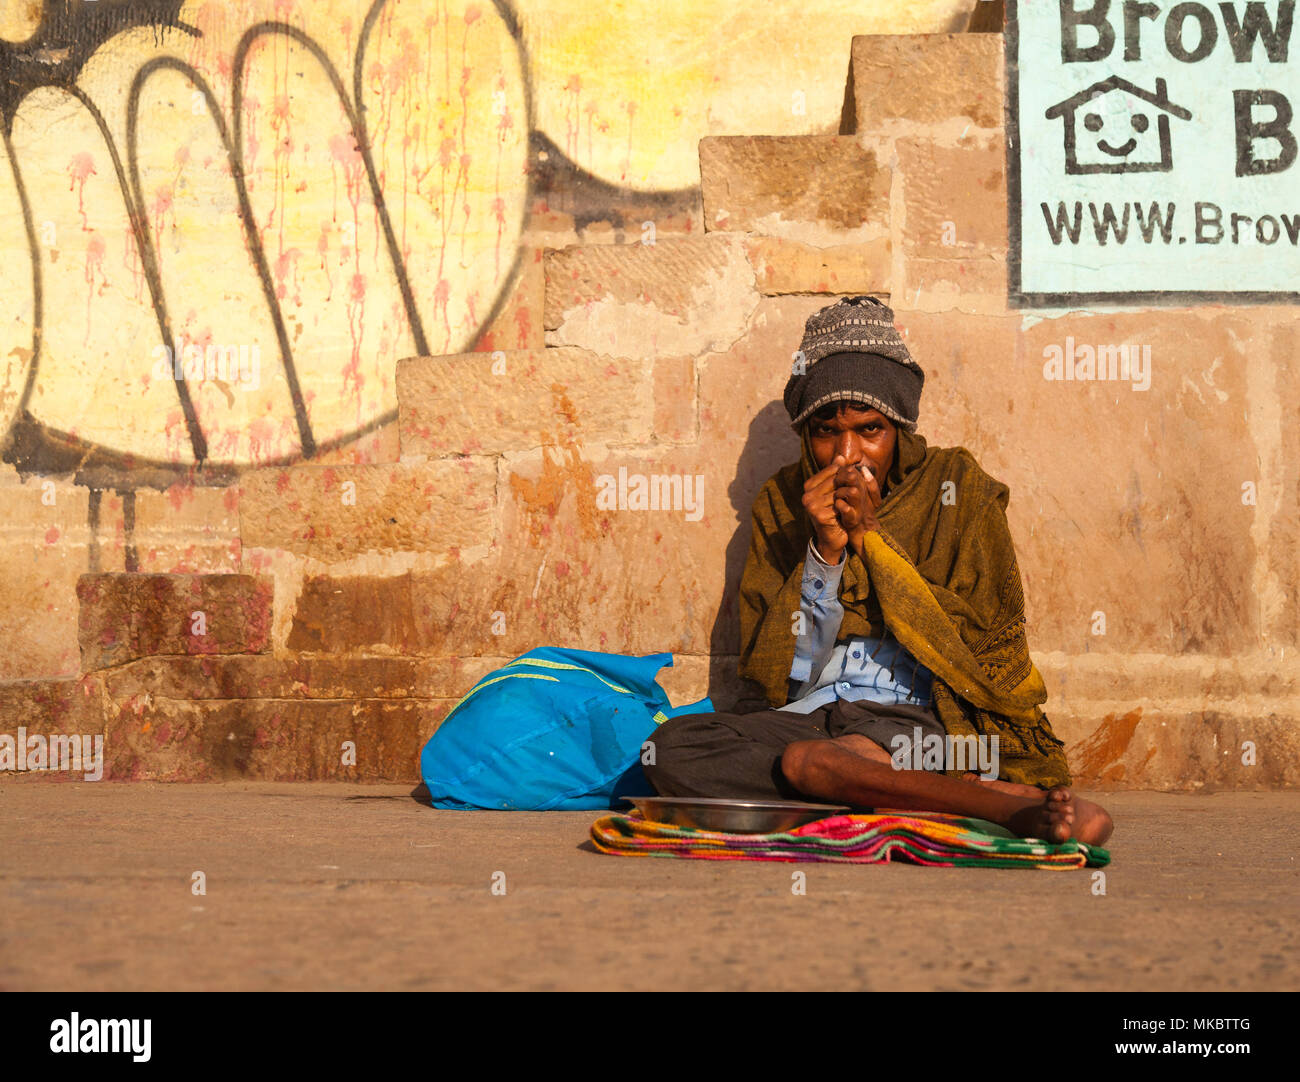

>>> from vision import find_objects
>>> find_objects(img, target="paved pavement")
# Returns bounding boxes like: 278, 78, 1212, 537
1, 782, 1296, 991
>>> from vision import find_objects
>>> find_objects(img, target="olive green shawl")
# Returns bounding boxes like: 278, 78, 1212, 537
738, 427, 1071, 789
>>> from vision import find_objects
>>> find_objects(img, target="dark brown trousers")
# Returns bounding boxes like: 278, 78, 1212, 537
642, 697, 946, 802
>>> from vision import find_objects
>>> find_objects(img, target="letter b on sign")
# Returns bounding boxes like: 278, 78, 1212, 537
1060, 0, 1115, 62
1234, 90, 1297, 177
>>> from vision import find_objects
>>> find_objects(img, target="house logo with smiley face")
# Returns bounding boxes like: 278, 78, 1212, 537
1045, 76, 1192, 174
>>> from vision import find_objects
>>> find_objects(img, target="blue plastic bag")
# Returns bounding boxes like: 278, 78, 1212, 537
420, 647, 714, 810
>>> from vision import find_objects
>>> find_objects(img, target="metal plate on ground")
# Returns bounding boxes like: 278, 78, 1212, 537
618, 796, 852, 834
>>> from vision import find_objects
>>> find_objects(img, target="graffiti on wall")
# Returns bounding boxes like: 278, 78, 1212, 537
1, 0, 976, 494
2, 0, 534, 481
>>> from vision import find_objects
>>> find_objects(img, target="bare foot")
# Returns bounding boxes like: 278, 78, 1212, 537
1005, 787, 1114, 846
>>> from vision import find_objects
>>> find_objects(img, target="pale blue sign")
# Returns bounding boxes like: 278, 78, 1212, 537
1009, 0, 1299, 304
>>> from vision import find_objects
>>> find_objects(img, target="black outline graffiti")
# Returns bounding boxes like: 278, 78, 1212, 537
2, 0, 534, 480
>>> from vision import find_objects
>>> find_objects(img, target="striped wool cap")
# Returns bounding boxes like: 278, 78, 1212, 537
783, 296, 925, 430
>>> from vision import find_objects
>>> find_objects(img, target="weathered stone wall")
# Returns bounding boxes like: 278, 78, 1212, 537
3, 27, 1296, 789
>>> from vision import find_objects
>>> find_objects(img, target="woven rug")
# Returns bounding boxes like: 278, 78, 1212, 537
590, 811, 1110, 869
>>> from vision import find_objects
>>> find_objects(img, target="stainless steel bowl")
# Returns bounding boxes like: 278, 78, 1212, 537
618, 795, 852, 834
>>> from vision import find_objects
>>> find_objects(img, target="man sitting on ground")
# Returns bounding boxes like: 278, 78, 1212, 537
644, 297, 1113, 846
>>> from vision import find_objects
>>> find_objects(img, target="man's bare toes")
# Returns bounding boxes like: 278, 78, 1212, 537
1007, 795, 1073, 842
1044, 802, 1075, 843
1007, 791, 1114, 846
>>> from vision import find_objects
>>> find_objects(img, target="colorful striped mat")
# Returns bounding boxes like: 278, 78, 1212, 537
590, 811, 1110, 869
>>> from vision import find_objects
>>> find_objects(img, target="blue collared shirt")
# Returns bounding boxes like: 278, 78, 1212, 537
779, 540, 935, 714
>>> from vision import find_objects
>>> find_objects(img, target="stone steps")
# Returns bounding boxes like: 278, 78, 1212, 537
700, 135, 892, 244
847, 33, 1004, 142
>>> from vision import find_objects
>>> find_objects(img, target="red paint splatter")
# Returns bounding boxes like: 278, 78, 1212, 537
433, 276, 451, 344
67, 152, 96, 230
241, 92, 262, 178
563, 73, 583, 170
247, 416, 278, 463
317, 220, 334, 299
83, 232, 107, 346
329, 131, 369, 387
492, 194, 506, 276
344, 271, 367, 401
191, 3, 235, 86
273, 246, 303, 302
624, 100, 638, 184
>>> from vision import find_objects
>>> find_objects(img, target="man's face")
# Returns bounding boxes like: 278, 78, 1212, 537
808, 402, 897, 488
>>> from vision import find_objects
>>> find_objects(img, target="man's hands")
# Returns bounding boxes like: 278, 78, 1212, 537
801, 454, 884, 564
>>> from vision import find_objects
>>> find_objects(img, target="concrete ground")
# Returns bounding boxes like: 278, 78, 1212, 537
1, 782, 1296, 991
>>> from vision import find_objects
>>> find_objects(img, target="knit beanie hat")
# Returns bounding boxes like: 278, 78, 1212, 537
783, 296, 924, 431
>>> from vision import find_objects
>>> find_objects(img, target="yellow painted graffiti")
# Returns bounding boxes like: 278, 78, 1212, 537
1, 0, 973, 470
